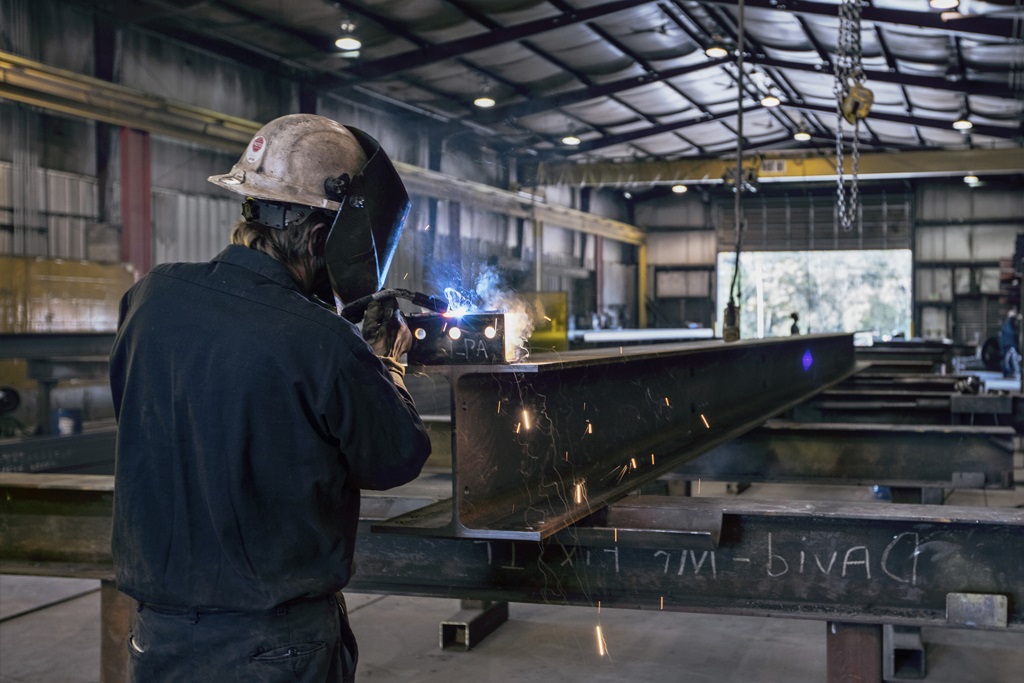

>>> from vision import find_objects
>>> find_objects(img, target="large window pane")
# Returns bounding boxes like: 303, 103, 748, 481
716, 250, 912, 339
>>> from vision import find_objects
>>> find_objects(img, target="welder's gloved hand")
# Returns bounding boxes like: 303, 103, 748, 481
362, 296, 412, 361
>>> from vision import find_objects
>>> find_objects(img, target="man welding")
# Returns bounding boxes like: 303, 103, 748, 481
109, 114, 431, 682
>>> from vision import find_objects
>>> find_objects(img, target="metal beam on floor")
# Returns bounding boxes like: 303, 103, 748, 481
4, 474, 1022, 631
671, 422, 1015, 489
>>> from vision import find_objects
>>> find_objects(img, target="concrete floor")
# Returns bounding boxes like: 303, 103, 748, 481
2, 483, 1023, 682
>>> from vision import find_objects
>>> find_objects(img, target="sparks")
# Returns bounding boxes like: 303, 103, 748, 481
585, 421, 593, 435
698, 478, 701, 495
565, 451, 569, 461
613, 528, 618, 542
544, 315, 552, 322
497, 400, 501, 414
522, 409, 531, 430
664, 397, 670, 407
700, 413, 710, 429
596, 625, 607, 657
574, 481, 585, 504
403, 272, 409, 280
616, 465, 628, 483
650, 453, 655, 465
630, 457, 637, 470
515, 422, 521, 434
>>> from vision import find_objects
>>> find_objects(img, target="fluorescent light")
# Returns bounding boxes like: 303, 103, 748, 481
793, 129, 811, 141
473, 96, 495, 108
705, 44, 729, 59
671, 184, 688, 194
929, 0, 959, 8
964, 174, 979, 184
952, 116, 973, 130
561, 135, 581, 146
760, 94, 780, 107
335, 36, 361, 50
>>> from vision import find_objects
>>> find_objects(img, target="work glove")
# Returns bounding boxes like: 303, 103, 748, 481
361, 296, 412, 361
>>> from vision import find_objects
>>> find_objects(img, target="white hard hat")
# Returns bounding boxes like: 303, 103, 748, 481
208, 113, 368, 212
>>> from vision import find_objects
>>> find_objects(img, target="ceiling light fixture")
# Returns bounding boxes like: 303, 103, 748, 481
335, 20, 361, 51
473, 96, 496, 108
760, 93, 781, 108
671, 184, 688, 194
929, 0, 959, 9
952, 114, 973, 130
561, 135, 581, 146
964, 174, 979, 185
793, 128, 811, 141
705, 41, 729, 59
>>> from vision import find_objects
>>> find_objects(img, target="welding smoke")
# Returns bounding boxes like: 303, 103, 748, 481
475, 266, 535, 362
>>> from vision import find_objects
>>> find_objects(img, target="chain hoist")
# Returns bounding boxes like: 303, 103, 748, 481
834, 0, 872, 232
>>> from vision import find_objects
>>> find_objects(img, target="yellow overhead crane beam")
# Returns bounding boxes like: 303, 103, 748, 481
537, 148, 1024, 187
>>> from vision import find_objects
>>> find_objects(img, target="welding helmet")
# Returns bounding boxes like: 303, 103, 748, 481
208, 113, 410, 301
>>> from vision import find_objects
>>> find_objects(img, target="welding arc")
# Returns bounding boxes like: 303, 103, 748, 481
341, 287, 448, 323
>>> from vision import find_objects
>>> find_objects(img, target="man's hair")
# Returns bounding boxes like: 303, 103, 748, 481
231, 211, 333, 291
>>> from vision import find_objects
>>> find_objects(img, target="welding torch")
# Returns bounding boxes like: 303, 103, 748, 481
341, 287, 448, 324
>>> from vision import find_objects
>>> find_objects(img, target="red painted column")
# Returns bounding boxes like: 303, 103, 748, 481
119, 127, 151, 277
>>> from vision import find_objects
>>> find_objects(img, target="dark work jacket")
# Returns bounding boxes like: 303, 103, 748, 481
110, 245, 431, 611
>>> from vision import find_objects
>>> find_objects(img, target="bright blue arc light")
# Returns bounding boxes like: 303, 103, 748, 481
802, 349, 814, 372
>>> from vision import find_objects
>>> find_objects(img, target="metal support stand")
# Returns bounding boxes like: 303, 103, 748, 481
100, 580, 131, 683
827, 622, 882, 682
884, 624, 926, 679
440, 600, 509, 651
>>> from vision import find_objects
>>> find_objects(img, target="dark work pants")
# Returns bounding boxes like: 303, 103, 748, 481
126, 594, 358, 683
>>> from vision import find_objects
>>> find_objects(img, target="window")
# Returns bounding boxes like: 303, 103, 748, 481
716, 250, 912, 339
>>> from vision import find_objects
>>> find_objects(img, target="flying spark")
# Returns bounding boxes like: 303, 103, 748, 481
664, 397, 670, 407
630, 457, 637, 470
585, 421, 593, 435
515, 422, 521, 434
497, 400, 501, 414
596, 625, 607, 657
613, 528, 618, 542
650, 453, 655, 465
403, 272, 409, 280
700, 413, 710, 429
660, 596, 664, 610
522, 409, 531, 430
574, 481, 586, 504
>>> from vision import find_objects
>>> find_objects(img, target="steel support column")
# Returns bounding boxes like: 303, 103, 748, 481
383, 334, 856, 540
827, 622, 882, 683
119, 127, 151, 277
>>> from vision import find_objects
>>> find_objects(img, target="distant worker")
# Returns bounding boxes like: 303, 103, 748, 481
110, 114, 431, 682
790, 312, 800, 335
1000, 308, 1021, 378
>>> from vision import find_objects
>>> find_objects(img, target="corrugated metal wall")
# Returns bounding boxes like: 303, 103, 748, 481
152, 189, 239, 265
0, 161, 98, 260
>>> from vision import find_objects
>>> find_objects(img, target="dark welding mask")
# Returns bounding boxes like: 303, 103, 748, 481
323, 127, 411, 303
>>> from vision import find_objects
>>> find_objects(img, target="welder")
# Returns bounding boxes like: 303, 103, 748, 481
109, 114, 431, 682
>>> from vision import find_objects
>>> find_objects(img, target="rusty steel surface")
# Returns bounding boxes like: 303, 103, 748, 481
673, 421, 1015, 489
379, 334, 857, 540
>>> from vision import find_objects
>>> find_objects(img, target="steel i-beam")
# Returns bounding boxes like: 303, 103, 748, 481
380, 334, 856, 540
673, 422, 1015, 489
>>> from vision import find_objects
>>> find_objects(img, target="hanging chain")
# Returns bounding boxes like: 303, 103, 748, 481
835, 0, 869, 233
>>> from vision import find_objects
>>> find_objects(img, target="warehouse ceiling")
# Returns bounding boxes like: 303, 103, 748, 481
70, 0, 1024, 181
